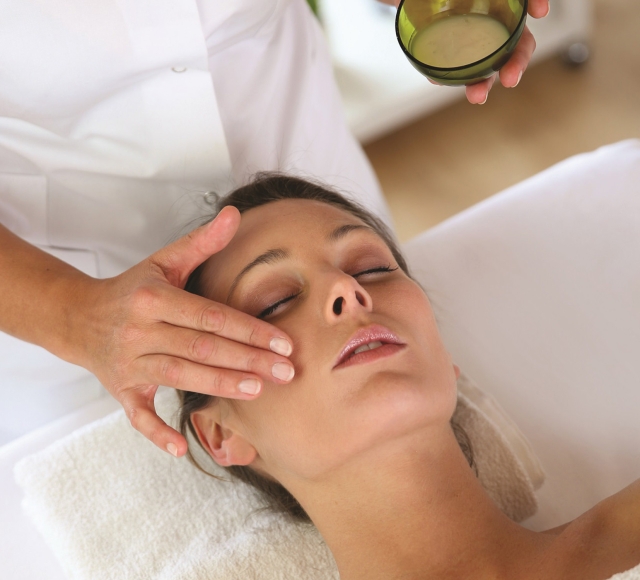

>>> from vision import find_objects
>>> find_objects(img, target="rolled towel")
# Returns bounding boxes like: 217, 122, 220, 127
14, 372, 544, 580
453, 372, 544, 521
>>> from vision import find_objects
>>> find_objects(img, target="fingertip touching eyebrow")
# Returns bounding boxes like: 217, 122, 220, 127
225, 223, 375, 303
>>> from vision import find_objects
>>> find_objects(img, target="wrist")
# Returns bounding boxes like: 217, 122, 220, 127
47, 271, 104, 370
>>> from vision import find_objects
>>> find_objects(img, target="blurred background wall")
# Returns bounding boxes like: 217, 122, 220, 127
319, 0, 639, 241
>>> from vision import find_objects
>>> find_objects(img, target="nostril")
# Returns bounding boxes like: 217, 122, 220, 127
355, 291, 366, 306
333, 297, 343, 315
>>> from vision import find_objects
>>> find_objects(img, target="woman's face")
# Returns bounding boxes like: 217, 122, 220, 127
194, 199, 458, 482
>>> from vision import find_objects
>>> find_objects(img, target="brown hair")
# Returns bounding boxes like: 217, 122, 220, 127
179, 173, 474, 523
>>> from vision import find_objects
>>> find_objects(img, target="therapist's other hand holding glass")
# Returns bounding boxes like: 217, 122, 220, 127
379, 0, 549, 104
73, 206, 294, 458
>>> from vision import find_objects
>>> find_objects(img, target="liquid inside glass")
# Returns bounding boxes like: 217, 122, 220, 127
410, 14, 510, 68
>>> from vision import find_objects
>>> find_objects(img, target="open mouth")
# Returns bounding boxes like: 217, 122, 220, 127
333, 324, 406, 370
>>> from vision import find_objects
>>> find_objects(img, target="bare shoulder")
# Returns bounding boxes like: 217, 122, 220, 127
607, 479, 640, 526
544, 479, 640, 580
586, 479, 640, 543
564, 479, 640, 534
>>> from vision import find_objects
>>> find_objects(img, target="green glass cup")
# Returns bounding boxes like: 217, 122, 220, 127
396, 0, 528, 86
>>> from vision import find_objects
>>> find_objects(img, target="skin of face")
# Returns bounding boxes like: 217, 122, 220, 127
191, 199, 459, 485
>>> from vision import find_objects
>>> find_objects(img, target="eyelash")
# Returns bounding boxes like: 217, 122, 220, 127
258, 293, 300, 319
257, 265, 399, 319
353, 265, 398, 278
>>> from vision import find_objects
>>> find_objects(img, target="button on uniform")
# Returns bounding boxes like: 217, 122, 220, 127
203, 191, 218, 206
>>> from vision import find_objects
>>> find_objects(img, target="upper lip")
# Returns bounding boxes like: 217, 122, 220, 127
333, 324, 405, 369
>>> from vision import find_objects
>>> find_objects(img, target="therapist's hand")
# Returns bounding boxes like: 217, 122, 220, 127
74, 207, 294, 457
378, 0, 550, 104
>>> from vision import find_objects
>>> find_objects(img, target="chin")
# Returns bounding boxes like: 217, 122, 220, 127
350, 370, 455, 438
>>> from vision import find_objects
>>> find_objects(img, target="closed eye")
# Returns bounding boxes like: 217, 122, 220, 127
258, 293, 299, 319
352, 265, 399, 278
257, 266, 397, 318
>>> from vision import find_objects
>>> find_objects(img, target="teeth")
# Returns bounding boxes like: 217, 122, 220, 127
353, 341, 384, 355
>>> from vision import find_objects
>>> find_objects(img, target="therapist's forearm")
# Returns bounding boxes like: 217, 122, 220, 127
0, 222, 94, 364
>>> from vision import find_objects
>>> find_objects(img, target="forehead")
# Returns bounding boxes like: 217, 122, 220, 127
234, 198, 365, 246
199, 199, 370, 297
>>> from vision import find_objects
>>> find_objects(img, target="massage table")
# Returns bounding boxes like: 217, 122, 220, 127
1, 139, 639, 579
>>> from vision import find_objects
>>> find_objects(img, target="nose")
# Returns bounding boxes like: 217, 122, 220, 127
325, 273, 373, 323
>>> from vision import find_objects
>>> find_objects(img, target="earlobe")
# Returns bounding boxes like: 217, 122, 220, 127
191, 410, 257, 468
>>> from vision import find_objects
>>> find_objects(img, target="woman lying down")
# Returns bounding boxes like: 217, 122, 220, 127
179, 174, 640, 580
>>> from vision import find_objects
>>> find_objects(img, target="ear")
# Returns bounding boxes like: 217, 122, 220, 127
191, 408, 257, 468
453, 364, 461, 380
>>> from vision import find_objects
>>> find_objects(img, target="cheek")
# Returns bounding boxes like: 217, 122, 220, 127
391, 282, 446, 360
401, 283, 457, 392
234, 375, 335, 476
231, 308, 342, 477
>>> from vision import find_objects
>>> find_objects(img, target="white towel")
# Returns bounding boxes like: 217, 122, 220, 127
608, 566, 640, 580
15, 373, 544, 580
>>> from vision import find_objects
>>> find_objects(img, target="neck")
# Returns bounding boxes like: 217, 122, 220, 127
283, 424, 551, 580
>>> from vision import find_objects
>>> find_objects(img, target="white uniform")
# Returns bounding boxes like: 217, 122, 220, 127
0, 0, 390, 443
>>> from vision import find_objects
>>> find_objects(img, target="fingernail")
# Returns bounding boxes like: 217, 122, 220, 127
513, 71, 523, 87
272, 362, 295, 382
238, 378, 261, 395
479, 94, 488, 105
166, 442, 178, 457
270, 337, 292, 357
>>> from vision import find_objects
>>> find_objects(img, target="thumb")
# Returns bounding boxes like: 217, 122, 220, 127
151, 206, 241, 287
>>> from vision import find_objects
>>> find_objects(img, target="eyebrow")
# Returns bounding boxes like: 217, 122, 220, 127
328, 223, 371, 242
226, 248, 289, 303
225, 223, 373, 303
